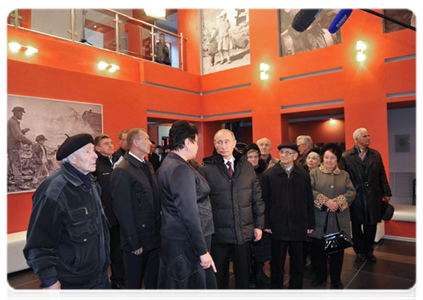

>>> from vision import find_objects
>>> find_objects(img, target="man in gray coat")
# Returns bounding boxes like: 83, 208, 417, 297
202, 129, 264, 289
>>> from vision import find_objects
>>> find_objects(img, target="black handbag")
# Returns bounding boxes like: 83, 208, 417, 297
381, 201, 395, 221
323, 212, 352, 255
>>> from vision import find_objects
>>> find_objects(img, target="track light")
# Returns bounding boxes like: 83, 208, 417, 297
8, 42, 38, 56
356, 41, 367, 62
98, 61, 120, 72
260, 63, 269, 80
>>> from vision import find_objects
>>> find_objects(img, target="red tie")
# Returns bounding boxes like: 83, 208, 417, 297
226, 161, 233, 177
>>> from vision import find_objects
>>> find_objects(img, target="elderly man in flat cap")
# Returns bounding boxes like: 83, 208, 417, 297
261, 142, 315, 289
7, 106, 33, 189
24, 133, 110, 289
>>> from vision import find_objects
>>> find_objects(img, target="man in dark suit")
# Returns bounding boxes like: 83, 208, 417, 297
94, 134, 125, 289
340, 128, 392, 263
110, 128, 161, 289
148, 141, 160, 171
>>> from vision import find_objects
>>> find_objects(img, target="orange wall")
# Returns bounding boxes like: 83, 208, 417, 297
7, 9, 416, 237
289, 119, 345, 145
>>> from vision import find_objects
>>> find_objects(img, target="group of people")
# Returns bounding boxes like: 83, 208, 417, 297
23, 121, 392, 290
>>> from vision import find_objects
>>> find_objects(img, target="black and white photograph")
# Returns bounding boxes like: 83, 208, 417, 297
278, 9, 342, 57
7, 95, 102, 193
383, 9, 416, 33
201, 9, 250, 75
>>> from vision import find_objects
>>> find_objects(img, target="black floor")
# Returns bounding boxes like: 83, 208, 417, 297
8, 238, 415, 290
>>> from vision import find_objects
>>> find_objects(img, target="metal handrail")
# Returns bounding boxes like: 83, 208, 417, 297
8, 8, 187, 70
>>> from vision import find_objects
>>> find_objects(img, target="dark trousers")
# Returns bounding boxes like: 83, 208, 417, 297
271, 240, 304, 289
110, 225, 125, 285
123, 247, 160, 289
311, 238, 344, 284
60, 271, 113, 300
351, 222, 377, 255
211, 242, 252, 289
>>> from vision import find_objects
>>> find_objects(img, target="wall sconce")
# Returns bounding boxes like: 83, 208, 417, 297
8, 42, 38, 56
356, 41, 367, 62
260, 63, 269, 80
98, 61, 120, 73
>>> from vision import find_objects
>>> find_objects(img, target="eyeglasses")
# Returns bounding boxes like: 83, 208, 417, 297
279, 150, 296, 156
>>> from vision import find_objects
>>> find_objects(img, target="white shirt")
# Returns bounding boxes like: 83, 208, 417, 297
223, 156, 235, 172
129, 151, 145, 163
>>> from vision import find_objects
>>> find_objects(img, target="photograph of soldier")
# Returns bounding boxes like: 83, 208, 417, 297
201, 9, 250, 75
278, 9, 342, 57
7, 95, 102, 193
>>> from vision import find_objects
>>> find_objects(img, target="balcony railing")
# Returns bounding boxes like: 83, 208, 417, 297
7, 9, 187, 70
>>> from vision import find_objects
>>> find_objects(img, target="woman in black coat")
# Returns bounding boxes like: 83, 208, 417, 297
243, 143, 270, 287
157, 120, 217, 289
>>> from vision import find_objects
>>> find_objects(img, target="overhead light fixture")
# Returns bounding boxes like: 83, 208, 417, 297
8, 42, 38, 56
144, 8, 166, 20
260, 63, 269, 80
356, 40, 367, 62
98, 61, 120, 72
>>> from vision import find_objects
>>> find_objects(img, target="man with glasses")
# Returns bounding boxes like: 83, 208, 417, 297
261, 142, 315, 289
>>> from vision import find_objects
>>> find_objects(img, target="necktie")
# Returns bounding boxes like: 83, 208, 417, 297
226, 161, 233, 177
359, 149, 367, 161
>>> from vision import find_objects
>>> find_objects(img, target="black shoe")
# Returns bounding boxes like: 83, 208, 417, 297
258, 269, 271, 285
367, 253, 377, 262
357, 253, 367, 262
111, 281, 126, 289
311, 277, 326, 287
288, 289, 306, 300
331, 281, 344, 289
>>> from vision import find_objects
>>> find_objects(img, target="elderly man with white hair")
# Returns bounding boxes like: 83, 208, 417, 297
24, 133, 110, 289
296, 135, 313, 170
256, 137, 279, 169
339, 128, 392, 263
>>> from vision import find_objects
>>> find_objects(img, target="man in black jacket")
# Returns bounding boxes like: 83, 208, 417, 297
112, 129, 128, 166
94, 134, 125, 289
110, 128, 161, 289
261, 142, 315, 289
24, 134, 110, 289
201, 129, 264, 289
339, 128, 392, 262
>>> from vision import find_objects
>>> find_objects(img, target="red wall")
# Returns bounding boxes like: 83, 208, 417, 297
289, 119, 345, 145
7, 9, 416, 238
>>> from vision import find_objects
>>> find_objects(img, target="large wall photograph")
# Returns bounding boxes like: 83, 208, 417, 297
278, 9, 342, 57
201, 9, 250, 75
7, 95, 102, 193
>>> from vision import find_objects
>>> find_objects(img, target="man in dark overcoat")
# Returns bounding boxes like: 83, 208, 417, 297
110, 128, 161, 289
201, 129, 264, 289
339, 128, 392, 262
24, 134, 110, 289
261, 142, 315, 289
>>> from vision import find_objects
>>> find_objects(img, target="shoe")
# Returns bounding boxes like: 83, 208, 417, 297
311, 276, 326, 287
331, 281, 344, 289
258, 269, 271, 285
357, 253, 367, 262
367, 253, 377, 262
111, 281, 126, 289
288, 289, 306, 300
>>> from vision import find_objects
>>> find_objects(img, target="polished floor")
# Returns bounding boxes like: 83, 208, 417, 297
7, 238, 415, 290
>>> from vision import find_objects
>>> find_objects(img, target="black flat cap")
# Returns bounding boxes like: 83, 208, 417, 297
56, 133, 94, 161
243, 143, 261, 156
277, 142, 298, 153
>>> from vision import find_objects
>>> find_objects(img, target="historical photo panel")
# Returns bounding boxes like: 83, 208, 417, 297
7, 95, 102, 193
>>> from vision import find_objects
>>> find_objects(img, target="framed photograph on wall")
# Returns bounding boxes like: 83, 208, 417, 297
382, 9, 416, 34
200, 9, 250, 75
278, 9, 342, 57
7, 94, 103, 194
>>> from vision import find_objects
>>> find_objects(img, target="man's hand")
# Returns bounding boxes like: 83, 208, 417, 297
200, 252, 217, 273
254, 228, 263, 242
43, 281, 62, 300
307, 229, 314, 234
383, 196, 391, 203
132, 247, 143, 255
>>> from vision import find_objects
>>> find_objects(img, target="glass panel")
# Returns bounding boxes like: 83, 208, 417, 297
117, 14, 152, 60
7, 10, 18, 26
75, 9, 117, 51
28, 9, 73, 40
